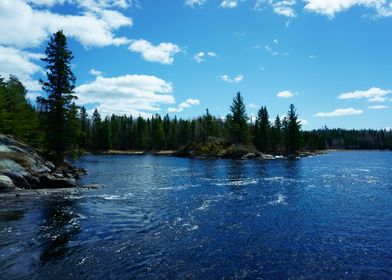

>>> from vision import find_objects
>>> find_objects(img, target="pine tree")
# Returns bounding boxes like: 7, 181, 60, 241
91, 109, 102, 150
38, 30, 77, 160
271, 115, 282, 153
79, 106, 89, 149
228, 92, 248, 144
255, 106, 271, 152
287, 104, 302, 154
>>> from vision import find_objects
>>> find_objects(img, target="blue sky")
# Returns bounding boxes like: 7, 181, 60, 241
1, 0, 392, 130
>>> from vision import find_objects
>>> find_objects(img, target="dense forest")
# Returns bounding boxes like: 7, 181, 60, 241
0, 30, 391, 160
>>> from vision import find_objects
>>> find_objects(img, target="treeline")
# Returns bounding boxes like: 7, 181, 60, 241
79, 95, 302, 155
1, 73, 392, 158
303, 128, 392, 150
0, 30, 391, 160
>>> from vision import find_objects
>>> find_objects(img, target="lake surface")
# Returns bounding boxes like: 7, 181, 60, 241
1, 152, 392, 279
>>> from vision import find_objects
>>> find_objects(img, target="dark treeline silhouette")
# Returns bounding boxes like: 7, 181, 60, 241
0, 30, 391, 159
76, 92, 304, 155
303, 128, 392, 150
1, 74, 392, 157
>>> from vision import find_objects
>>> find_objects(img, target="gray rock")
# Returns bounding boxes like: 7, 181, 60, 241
2, 172, 30, 189
0, 175, 15, 189
258, 154, 276, 160
241, 153, 257, 159
0, 134, 85, 190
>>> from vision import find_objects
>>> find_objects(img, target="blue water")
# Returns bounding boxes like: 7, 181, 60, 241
1, 151, 392, 279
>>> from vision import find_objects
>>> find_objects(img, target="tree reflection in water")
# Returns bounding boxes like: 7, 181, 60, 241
38, 195, 81, 262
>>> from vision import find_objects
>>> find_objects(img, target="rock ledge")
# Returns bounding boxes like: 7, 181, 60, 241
0, 135, 86, 191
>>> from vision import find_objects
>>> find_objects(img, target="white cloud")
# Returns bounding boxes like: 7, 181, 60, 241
272, 0, 296, 17
299, 118, 308, 125
264, 44, 289, 56
193, 51, 218, 63
185, 0, 207, 7
0, 46, 44, 92
309, 54, 317, 59
314, 108, 364, 117
277, 90, 296, 98
168, 98, 200, 113
27, 0, 136, 9
0, 0, 133, 48
368, 105, 389, 109
248, 103, 259, 109
304, 0, 392, 18
221, 74, 244, 84
264, 45, 279, 56
338, 87, 392, 102
273, 38, 279, 44
254, 0, 296, 17
129, 39, 181, 65
220, 0, 238, 8
75, 74, 175, 116
90, 69, 103, 76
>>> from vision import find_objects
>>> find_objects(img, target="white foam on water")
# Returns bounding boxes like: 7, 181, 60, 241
216, 178, 258, 186
268, 193, 287, 205
264, 176, 285, 182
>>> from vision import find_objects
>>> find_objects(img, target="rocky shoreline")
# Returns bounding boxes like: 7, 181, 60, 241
0, 135, 86, 191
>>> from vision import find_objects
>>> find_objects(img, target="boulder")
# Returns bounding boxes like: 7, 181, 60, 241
241, 153, 257, 159
0, 175, 15, 190
0, 135, 85, 190
258, 154, 276, 160
2, 171, 30, 189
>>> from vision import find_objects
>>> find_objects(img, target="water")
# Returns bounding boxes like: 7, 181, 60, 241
1, 151, 392, 279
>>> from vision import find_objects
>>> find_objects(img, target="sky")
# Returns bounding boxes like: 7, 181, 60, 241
1, 0, 392, 130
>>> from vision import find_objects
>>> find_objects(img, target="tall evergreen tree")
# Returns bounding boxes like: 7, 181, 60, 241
228, 92, 248, 144
38, 30, 77, 160
286, 104, 302, 154
255, 106, 271, 152
91, 109, 102, 150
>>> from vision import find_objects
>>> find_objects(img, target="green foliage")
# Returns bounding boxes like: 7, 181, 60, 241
38, 30, 77, 160
286, 104, 302, 154
228, 92, 249, 144
254, 106, 271, 152
0, 75, 43, 147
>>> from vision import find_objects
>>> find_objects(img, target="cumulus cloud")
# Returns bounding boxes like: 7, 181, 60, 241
338, 87, 392, 102
185, 0, 207, 7
168, 98, 200, 113
221, 74, 244, 84
277, 90, 296, 98
129, 39, 182, 65
193, 51, 218, 63
0, 46, 44, 92
89, 69, 103, 76
314, 108, 364, 117
220, 0, 238, 8
368, 105, 389, 109
0, 0, 132, 48
75, 74, 175, 117
304, 0, 392, 18
248, 103, 259, 109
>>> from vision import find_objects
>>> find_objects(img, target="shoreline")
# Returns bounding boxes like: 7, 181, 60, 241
94, 149, 326, 159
